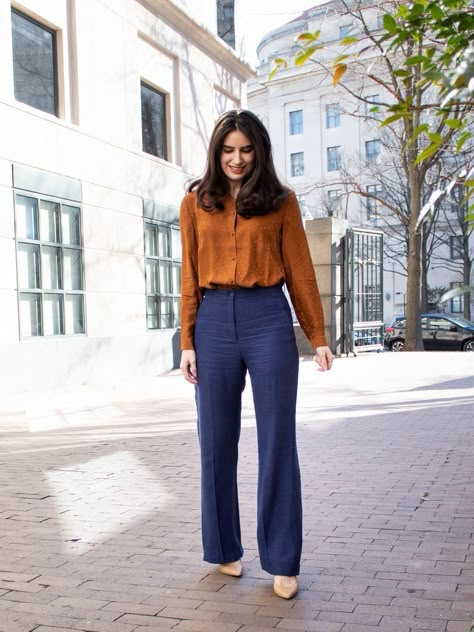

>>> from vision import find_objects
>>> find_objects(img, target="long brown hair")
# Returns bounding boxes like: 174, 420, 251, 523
188, 109, 288, 217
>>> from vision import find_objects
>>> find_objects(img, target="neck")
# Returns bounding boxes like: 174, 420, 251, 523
229, 182, 240, 199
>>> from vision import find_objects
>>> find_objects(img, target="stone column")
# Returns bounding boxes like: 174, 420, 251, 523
295, 217, 348, 356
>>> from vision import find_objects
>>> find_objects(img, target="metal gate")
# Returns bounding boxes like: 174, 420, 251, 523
344, 228, 384, 354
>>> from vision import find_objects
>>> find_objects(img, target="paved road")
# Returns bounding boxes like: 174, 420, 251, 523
0, 352, 473, 632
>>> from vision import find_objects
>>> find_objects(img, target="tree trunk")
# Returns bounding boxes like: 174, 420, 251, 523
420, 226, 428, 312
463, 255, 471, 321
405, 175, 424, 351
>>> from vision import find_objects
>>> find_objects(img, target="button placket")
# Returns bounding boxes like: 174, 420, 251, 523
230, 208, 238, 284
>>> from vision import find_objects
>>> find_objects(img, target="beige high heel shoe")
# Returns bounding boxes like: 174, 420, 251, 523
273, 575, 298, 599
219, 560, 243, 577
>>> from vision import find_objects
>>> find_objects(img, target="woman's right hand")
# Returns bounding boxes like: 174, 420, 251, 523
180, 350, 198, 384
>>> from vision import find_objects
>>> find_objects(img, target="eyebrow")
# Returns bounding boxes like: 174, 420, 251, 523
222, 144, 254, 150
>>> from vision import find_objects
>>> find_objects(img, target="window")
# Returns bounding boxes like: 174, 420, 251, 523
327, 146, 341, 171
11, 9, 58, 116
217, 0, 235, 48
15, 193, 84, 337
428, 317, 455, 331
296, 194, 308, 216
327, 189, 342, 216
145, 221, 181, 329
365, 94, 381, 117
450, 235, 463, 260
326, 104, 341, 128
449, 184, 467, 215
141, 82, 168, 160
290, 152, 304, 177
450, 281, 464, 313
366, 184, 383, 220
365, 139, 381, 162
339, 24, 354, 38
289, 110, 303, 135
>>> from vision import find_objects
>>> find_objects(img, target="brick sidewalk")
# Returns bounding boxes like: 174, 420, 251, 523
0, 352, 473, 632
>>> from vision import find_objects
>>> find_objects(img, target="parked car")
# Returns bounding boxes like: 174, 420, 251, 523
384, 314, 474, 351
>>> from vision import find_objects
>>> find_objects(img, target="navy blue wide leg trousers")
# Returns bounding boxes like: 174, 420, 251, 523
194, 285, 302, 576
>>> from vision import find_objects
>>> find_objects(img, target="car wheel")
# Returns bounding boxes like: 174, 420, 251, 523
390, 339, 405, 352
462, 339, 474, 352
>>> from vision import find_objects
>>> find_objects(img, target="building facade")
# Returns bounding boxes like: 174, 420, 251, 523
248, 1, 473, 325
0, 0, 253, 392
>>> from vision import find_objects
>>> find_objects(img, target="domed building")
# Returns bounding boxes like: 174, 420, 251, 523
248, 1, 472, 324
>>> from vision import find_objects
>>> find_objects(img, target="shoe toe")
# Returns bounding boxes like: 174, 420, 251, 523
273, 576, 298, 599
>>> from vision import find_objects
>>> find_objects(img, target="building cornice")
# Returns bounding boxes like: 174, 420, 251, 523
136, 0, 255, 82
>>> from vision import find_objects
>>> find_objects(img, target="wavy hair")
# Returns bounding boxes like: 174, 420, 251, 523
188, 109, 289, 217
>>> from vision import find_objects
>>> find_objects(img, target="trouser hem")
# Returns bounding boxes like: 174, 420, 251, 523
203, 548, 244, 565
260, 558, 300, 576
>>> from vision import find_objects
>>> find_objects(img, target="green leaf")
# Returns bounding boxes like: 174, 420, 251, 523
405, 54, 430, 65
427, 132, 443, 142
429, 3, 444, 19
334, 54, 350, 63
268, 58, 287, 80
456, 131, 472, 152
381, 113, 404, 126
444, 118, 464, 129
414, 142, 441, 164
295, 45, 319, 66
411, 2, 426, 15
383, 14, 398, 33
340, 36, 358, 45
394, 69, 411, 77
408, 123, 429, 144
296, 30, 320, 42
268, 67, 278, 80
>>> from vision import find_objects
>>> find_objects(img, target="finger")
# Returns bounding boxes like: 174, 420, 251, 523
319, 350, 328, 370
180, 362, 196, 383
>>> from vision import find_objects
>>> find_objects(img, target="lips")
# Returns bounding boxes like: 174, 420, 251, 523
229, 166, 245, 174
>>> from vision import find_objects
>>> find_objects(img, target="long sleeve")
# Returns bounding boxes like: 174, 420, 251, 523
179, 194, 202, 350
281, 194, 327, 349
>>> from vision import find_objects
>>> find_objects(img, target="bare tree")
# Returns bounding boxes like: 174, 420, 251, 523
274, 0, 474, 349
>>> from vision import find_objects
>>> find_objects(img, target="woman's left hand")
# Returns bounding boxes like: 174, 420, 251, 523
314, 346, 334, 371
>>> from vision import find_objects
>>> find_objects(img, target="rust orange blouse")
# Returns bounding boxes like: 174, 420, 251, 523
179, 190, 327, 350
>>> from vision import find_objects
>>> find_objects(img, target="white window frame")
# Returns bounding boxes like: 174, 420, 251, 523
365, 139, 381, 162
145, 220, 181, 330
327, 146, 341, 172
289, 110, 303, 135
290, 152, 305, 177
14, 190, 85, 338
326, 104, 341, 128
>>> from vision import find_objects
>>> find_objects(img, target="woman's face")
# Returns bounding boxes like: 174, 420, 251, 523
219, 130, 255, 189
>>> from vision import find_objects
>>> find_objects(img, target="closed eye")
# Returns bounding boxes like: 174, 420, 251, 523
222, 145, 254, 153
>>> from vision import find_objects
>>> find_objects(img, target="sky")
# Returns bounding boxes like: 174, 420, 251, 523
234, 0, 321, 66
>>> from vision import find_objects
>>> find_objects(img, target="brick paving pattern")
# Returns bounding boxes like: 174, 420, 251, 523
0, 352, 473, 632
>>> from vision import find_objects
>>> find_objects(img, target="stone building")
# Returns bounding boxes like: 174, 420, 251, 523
248, 1, 473, 325
0, 0, 253, 392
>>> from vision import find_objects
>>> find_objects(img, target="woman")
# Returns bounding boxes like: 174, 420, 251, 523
180, 109, 333, 599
